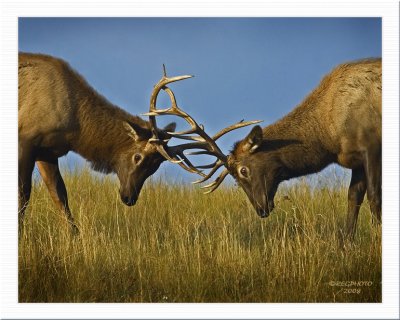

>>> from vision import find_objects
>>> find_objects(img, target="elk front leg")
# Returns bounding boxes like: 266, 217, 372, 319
363, 148, 382, 224
18, 143, 35, 235
345, 167, 367, 240
36, 159, 79, 235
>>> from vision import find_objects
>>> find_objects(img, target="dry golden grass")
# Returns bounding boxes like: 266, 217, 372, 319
19, 167, 381, 302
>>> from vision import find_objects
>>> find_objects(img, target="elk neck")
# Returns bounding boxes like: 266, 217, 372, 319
72, 93, 149, 174
261, 99, 336, 180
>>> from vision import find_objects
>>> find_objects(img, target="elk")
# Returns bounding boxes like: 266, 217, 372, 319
149, 58, 382, 239
18, 52, 196, 234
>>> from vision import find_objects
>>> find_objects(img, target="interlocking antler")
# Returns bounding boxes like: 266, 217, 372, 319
142, 65, 204, 175
145, 65, 262, 192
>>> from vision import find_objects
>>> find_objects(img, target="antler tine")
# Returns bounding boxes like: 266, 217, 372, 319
213, 119, 263, 141
185, 150, 216, 156
172, 149, 207, 177
176, 159, 206, 177
201, 169, 230, 194
192, 160, 224, 184
154, 144, 206, 177
196, 161, 220, 169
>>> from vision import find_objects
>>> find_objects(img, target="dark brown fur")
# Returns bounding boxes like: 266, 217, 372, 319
228, 58, 381, 239
18, 52, 175, 234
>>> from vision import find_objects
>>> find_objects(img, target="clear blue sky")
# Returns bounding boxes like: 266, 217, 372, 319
19, 18, 381, 184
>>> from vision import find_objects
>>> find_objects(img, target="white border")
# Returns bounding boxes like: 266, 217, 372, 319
1, 0, 399, 319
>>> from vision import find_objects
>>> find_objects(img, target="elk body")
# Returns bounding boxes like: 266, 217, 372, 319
149, 58, 382, 239
18, 52, 188, 234
227, 58, 382, 238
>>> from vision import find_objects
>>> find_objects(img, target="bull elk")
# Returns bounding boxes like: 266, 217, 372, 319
18, 53, 202, 234
149, 58, 382, 239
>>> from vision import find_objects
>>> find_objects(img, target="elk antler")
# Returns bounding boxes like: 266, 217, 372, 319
143, 65, 206, 176
145, 65, 262, 191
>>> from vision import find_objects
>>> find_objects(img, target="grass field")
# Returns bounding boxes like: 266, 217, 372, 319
18, 167, 381, 302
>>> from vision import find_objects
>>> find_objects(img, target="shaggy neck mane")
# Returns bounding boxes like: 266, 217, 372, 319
71, 81, 150, 174
255, 71, 337, 177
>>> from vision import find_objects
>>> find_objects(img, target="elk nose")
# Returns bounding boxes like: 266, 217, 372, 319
257, 200, 274, 218
257, 208, 270, 218
122, 196, 136, 206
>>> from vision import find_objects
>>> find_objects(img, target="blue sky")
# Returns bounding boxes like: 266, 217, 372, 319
19, 18, 381, 184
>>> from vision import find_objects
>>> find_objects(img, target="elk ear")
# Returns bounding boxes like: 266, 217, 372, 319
124, 122, 149, 141
158, 122, 176, 141
163, 122, 176, 133
243, 125, 263, 153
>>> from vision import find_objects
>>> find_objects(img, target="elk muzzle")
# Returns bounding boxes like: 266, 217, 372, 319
255, 200, 274, 218
119, 183, 141, 207
121, 194, 137, 206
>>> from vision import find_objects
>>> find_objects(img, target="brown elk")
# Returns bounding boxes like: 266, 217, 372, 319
149, 58, 382, 239
18, 52, 199, 234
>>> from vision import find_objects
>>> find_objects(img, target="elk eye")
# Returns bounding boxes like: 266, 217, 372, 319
239, 166, 249, 178
134, 154, 142, 163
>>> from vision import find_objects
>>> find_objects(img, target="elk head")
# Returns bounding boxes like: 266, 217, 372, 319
118, 67, 193, 206
145, 68, 267, 216
225, 125, 278, 217
117, 120, 176, 206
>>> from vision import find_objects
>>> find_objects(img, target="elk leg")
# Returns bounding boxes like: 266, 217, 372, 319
36, 159, 79, 235
363, 148, 382, 224
18, 143, 35, 234
345, 167, 367, 240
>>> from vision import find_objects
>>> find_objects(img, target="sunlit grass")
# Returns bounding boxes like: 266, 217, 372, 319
19, 167, 381, 302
